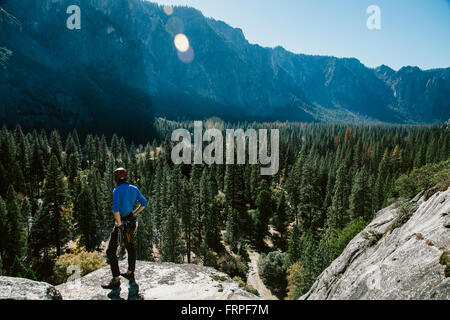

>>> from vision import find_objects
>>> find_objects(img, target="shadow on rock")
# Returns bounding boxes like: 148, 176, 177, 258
107, 287, 124, 300
127, 280, 143, 300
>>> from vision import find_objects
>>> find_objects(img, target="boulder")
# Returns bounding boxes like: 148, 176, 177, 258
0, 276, 62, 300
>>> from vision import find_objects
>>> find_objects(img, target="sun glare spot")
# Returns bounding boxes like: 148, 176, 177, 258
177, 46, 194, 64
174, 33, 190, 53
163, 5, 173, 15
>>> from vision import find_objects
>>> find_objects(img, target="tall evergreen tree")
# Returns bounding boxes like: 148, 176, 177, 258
41, 155, 69, 256
224, 205, 239, 252
4, 186, 26, 275
326, 163, 350, 230
0, 197, 7, 267
254, 181, 272, 248
30, 140, 44, 197
49, 130, 63, 166
297, 161, 322, 232
161, 205, 184, 263
287, 223, 302, 265
348, 169, 372, 221
74, 183, 99, 251
180, 178, 193, 263
373, 149, 391, 211
111, 134, 120, 162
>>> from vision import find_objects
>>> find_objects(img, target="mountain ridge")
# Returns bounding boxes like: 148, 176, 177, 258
1, 0, 449, 129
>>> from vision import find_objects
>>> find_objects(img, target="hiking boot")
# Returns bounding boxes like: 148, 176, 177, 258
120, 272, 135, 281
101, 279, 121, 289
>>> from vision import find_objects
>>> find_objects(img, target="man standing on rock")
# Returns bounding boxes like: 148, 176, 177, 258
101, 168, 147, 290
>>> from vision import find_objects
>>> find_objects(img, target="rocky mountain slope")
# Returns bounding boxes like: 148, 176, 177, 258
301, 187, 450, 300
0, 261, 259, 300
1, 0, 449, 130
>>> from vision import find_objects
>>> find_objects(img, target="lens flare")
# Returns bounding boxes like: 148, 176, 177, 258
177, 46, 194, 64
163, 5, 173, 15
174, 33, 190, 52
165, 16, 184, 36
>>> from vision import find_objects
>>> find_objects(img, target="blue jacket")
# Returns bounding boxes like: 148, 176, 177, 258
112, 183, 148, 216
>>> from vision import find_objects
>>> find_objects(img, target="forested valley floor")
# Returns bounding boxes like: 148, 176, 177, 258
0, 119, 448, 299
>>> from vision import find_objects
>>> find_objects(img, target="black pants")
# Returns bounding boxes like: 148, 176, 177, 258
106, 215, 137, 278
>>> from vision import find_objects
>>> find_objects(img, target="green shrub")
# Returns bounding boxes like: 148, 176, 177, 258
286, 262, 311, 300
216, 253, 248, 280
324, 217, 367, 259
385, 200, 418, 234
202, 247, 219, 268
362, 230, 383, 246
237, 240, 250, 263
258, 251, 287, 299
393, 159, 450, 199
232, 276, 259, 296
439, 251, 449, 278
211, 274, 227, 282
54, 247, 107, 284
10, 257, 37, 280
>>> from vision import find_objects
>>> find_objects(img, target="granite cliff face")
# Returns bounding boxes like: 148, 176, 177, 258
301, 187, 450, 300
0, 261, 259, 300
1, 0, 449, 130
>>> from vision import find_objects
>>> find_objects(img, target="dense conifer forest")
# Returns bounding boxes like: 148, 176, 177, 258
0, 119, 448, 299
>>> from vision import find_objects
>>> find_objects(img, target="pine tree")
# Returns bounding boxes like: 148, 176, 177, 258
224, 164, 234, 207
204, 196, 222, 252
0, 197, 8, 270
119, 137, 128, 167
285, 148, 305, 222
152, 157, 164, 238
85, 135, 96, 169
21, 198, 32, 239
287, 223, 302, 265
237, 239, 250, 263
41, 155, 69, 256
249, 165, 260, 204
180, 178, 193, 263
224, 205, 239, 252
298, 230, 318, 290
326, 163, 350, 230
135, 198, 153, 261
373, 149, 390, 211
98, 135, 108, 173
111, 134, 120, 162
64, 135, 77, 171
74, 183, 99, 251
190, 164, 203, 249
254, 181, 272, 248
161, 205, 184, 263
14, 125, 30, 190
297, 161, 321, 232
30, 140, 44, 197
4, 186, 26, 275
49, 130, 63, 166
273, 192, 288, 250
71, 129, 82, 156
99, 155, 116, 238
348, 169, 371, 221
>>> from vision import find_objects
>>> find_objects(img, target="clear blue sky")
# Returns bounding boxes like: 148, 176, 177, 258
151, 0, 450, 70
